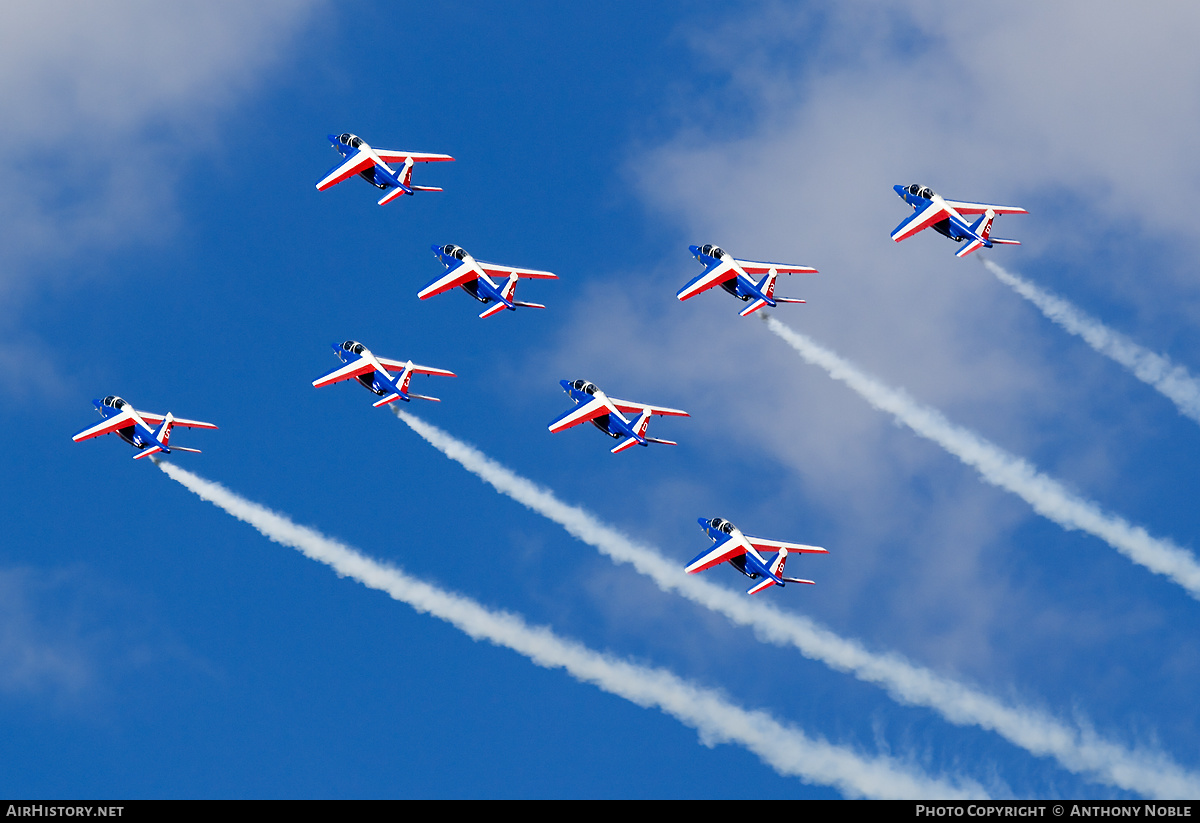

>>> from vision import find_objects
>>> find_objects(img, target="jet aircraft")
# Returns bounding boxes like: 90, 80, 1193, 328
315, 133, 454, 205
548, 380, 689, 454
313, 341, 455, 407
677, 244, 817, 317
420, 245, 558, 319
72, 396, 217, 460
891, 184, 1027, 257
685, 518, 828, 594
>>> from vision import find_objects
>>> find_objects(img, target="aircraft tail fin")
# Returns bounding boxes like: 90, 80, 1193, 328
956, 209, 1000, 258
768, 548, 816, 586
156, 413, 175, 449
377, 158, 416, 205
633, 408, 652, 439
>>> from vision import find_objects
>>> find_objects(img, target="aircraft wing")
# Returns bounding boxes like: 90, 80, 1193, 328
890, 200, 950, 242
136, 413, 218, 430
372, 149, 455, 165
940, 199, 1027, 216
685, 534, 748, 574
676, 259, 736, 301
315, 149, 376, 191
72, 409, 137, 442
734, 259, 818, 276
548, 396, 612, 433
606, 398, 689, 418
745, 536, 828, 555
312, 357, 374, 388
476, 261, 558, 281
418, 261, 477, 300
375, 358, 456, 377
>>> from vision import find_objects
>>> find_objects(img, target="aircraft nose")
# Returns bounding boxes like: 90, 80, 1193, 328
893, 184, 906, 198
697, 517, 711, 529
327, 134, 340, 144
688, 245, 701, 256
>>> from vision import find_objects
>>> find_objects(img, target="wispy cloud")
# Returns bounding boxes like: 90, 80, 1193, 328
393, 408, 1199, 799
154, 458, 980, 799
763, 315, 1200, 602
982, 258, 1200, 426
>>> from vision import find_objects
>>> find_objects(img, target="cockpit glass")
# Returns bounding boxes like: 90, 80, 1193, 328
711, 247, 724, 259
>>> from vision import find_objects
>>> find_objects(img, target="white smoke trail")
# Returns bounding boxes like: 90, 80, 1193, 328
982, 258, 1200, 426
764, 315, 1200, 601
154, 459, 978, 800
393, 409, 1200, 799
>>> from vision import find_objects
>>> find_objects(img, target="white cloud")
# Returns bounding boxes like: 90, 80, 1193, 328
0, 1, 322, 301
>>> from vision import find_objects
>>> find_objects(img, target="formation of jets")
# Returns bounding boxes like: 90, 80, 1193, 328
74, 130, 1038, 593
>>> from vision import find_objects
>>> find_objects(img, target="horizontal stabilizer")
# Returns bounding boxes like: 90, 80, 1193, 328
372, 393, 404, 407
955, 238, 986, 258
644, 437, 677, 446
479, 301, 510, 319
405, 393, 441, 402
512, 301, 546, 309
989, 237, 1021, 246
773, 297, 806, 304
782, 577, 816, 585
133, 446, 164, 460
377, 186, 410, 206
739, 298, 770, 317
410, 186, 443, 192
747, 578, 778, 595
611, 436, 643, 454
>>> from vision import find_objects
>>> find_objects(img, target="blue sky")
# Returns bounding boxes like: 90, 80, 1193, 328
4, 1, 1200, 799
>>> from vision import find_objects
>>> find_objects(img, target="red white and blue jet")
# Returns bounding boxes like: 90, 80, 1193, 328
678, 244, 817, 317
548, 380, 689, 454
315, 133, 454, 205
685, 518, 828, 595
313, 340, 455, 407
420, 244, 558, 319
72, 395, 217, 460
891, 184, 1027, 258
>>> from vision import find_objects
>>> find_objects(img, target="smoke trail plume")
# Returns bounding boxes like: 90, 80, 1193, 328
764, 315, 1200, 599
982, 258, 1200, 426
154, 459, 977, 799
393, 409, 1200, 799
